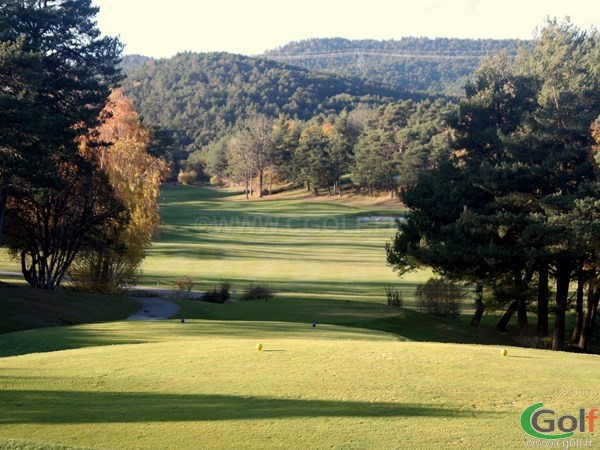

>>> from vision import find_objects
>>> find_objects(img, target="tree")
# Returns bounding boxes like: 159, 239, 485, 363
0, 0, 122, 288
326, 113, 354, 196
387, 53, 539, 332
72, 89, 170, 292
4, 157, 123, 290
388, 22, 600, 351
0, 37, 43, 242
189, 136, 229, 186
227, 132, 255, 200
245, 115, 274, 198
270, 116, 300, 192
295, 122, 334, 195
354, 102, 414, 196
515, 19, 600, 350
396, 100, 455, 189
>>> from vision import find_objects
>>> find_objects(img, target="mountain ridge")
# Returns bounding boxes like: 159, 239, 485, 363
262, 37, 526, 95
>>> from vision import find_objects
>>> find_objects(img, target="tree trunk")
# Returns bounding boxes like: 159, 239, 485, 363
496, 300, 518, 332
553, 261, 572, 351
258, 169, 264, 198
245, 178, 249, 200
21, 251, 36, 287
313, 186, 319, 196
470, 283, 484, 327
0, 184, 7, 243
571, 265, 585, 343
537, 264, 549, 337
578, 280, 599, 352
514, 269, 529, 332
269, 172, 273, 196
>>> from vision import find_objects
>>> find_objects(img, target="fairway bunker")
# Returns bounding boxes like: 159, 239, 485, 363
356, 216, 406, 223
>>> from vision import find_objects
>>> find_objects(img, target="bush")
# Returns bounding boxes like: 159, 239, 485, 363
241, 284, 273, 301
175, 275, 194, 292
177, 170, 197, 185
209, 175, 221, 186
200, 282, 230, 304
385, 285, 403, 307
415, 278, 463, 319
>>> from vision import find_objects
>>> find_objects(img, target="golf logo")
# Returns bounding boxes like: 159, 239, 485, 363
521, 403, 598, 440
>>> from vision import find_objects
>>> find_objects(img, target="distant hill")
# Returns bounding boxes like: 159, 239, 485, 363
122, 52, 426, 159
120, 54, 153, 75
262, 37, 526, 96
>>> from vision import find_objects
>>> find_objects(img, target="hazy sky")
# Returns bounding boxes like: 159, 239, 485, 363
92, 0, 600, 57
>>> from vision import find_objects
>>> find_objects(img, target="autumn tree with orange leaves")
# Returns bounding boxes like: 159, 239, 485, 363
72, 89, 170, 292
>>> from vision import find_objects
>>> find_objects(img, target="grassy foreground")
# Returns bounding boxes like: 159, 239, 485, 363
0, 320, 597, 449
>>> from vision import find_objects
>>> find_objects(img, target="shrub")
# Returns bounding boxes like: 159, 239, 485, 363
200, 282, 230, 304
241, 284, 273, 301
385, 285, 403, 307
175, 275, 194, 292
415, 277, 463, 319
177, 170, 197, 185
209, 175, 221, 186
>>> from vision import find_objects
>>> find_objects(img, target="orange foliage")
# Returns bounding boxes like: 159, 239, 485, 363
321, 123, 334, 136
73, 89, 170, 291
592, 117, 600, 153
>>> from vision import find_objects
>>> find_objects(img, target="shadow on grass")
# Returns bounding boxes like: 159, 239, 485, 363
0, 390, 490, 424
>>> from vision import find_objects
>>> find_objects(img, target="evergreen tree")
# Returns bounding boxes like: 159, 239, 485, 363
0, 0, 123, 288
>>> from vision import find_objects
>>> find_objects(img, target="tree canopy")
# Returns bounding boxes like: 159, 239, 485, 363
387, 20, 600, 351
0, 0, 124, 289
122, 52, 428, 169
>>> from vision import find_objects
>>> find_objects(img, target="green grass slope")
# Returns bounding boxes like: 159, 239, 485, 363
0, 320, 597, 449
0, 284, 138, 334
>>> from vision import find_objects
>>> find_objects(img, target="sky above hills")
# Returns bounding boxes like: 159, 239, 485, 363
93, 0, 599, 58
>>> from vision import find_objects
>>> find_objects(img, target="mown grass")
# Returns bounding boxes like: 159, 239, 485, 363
0, 320, 597, 449
140, 185, 427, 298
0, 284, 138, 334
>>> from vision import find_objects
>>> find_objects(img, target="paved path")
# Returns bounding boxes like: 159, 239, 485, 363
1, 270, 183, 320
127, 296, 181, 320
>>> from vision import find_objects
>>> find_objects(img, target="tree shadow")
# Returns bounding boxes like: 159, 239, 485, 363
0, 390, 492, 424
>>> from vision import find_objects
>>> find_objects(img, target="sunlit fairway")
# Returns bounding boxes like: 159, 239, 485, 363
1, 185, 599, 449
139, 185, 427, 302
0, 320, 598, 449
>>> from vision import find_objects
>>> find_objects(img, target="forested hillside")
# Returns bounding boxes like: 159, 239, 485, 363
263, 37, 525, 95
122, 52, 424, 162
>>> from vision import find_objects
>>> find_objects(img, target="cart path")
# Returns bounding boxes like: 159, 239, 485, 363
127, 295, 180, 320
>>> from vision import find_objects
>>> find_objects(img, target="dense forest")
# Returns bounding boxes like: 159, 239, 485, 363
262, 37, 525, 95
122, 52, 426, 165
